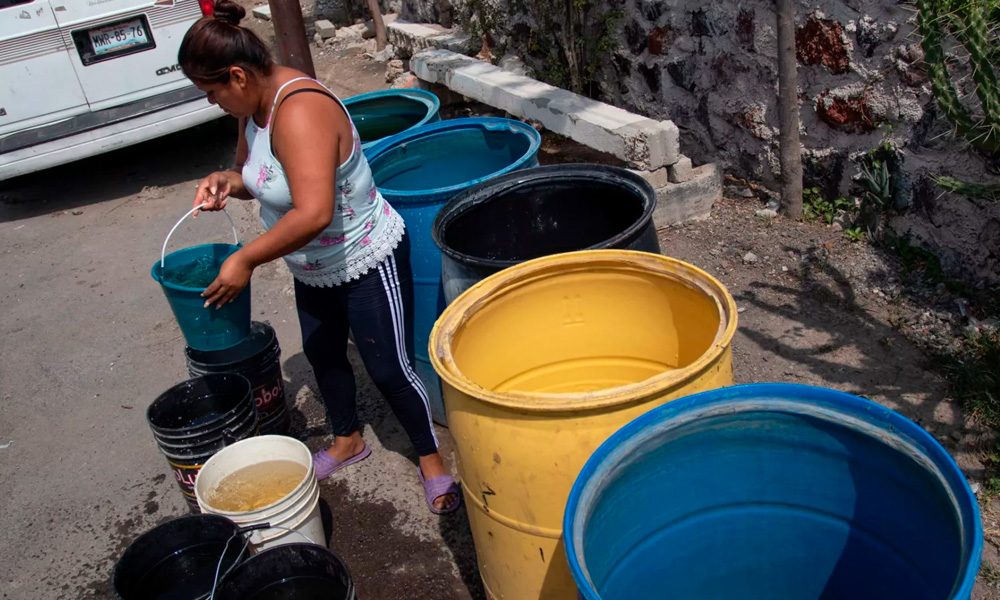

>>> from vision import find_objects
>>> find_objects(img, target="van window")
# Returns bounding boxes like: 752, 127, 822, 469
0, 0, 34, 9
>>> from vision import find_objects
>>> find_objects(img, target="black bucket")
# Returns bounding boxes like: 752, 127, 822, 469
113, 514, 248, 600
147, 373, 258, 511
214, 543, 356, 600
431, 164, 660, 303
186, 321, 290, 436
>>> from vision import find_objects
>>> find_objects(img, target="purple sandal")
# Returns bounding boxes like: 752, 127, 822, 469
418, 467, 462, 515
313, 443, 372, 481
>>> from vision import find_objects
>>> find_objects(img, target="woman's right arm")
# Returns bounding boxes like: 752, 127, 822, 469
193, 117, 253, 214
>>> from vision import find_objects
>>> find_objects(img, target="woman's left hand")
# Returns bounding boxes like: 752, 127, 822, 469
202, 252, 254, 309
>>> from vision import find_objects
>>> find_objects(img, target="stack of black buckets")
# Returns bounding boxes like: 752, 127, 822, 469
147, 321, 288, 512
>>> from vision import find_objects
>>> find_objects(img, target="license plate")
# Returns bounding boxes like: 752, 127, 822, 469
73, 15, 156, 66
89, 18, 148, 55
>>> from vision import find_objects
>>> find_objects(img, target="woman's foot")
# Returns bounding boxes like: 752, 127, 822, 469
324, 432, 366, 462
313, 432, 371, 480
418, 453, 461, 513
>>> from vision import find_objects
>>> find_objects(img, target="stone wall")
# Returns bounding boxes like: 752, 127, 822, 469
393, 0, 1000, 284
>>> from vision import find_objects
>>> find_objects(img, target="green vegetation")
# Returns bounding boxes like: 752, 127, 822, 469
916, 0, 1000, 200
802, 187, 854, 225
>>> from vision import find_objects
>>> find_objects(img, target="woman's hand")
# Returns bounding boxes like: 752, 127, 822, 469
202, 252, 254, 309
193, 172, 233, 216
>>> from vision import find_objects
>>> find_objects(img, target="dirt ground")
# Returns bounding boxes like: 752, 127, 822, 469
2, 26, 998, 600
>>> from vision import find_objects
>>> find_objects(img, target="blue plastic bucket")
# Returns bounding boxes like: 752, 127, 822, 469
342, 89, 441, 154
565, 384, 982, 600
151, 206, 251, 352
367, 117, 542, 425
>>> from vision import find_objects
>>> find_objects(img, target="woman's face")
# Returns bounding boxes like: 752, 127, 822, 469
194, 67, 258, 117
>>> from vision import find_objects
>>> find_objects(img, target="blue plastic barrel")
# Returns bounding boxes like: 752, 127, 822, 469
342, 89, 440, 154
565, 384, 982, 600
367, 118, 542, 425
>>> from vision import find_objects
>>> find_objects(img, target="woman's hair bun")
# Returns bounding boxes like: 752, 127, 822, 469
213, 0, 246, 26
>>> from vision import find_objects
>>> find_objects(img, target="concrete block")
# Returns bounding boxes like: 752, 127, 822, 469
427, 31, 475, 54
499, 54, 528, 76
411, 49, 682, 170
386, 20, 463, 57
411, 49, 478, 85
668, 156, 694, 183
652, 164, 722, 227
315, 19, 336, 40
251, 4, 271, 20
630, 167, 670, 189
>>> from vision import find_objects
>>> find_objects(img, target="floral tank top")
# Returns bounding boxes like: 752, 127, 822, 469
241, 77, 405, 287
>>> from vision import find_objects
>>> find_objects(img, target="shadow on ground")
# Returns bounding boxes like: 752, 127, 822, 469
736, 244, 970, 443
0, 117, 238, 223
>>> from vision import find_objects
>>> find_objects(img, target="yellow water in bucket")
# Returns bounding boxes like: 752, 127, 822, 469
430, 250, 738, 599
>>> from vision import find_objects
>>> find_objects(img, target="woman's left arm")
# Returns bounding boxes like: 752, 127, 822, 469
202, 92, 344, 308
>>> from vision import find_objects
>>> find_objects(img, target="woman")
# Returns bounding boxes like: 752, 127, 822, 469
178, 0, 459, 513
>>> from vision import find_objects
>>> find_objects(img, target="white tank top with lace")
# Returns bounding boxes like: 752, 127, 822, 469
241, 77, 404, 287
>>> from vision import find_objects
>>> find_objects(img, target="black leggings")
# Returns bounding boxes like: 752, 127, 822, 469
294, 232, 438, 456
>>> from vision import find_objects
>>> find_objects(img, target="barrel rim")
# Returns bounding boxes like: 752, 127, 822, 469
344, 88, 442, 152
429, 249, 739, 412
342, 87, 440, 112
365, 117, 543, 200
562, 383, 983, 600
431, 164, 657, 270
150, 242, 243, 293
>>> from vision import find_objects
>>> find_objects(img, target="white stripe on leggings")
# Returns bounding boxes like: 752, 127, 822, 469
383, 255, 438, 447
377, 256, 439, 448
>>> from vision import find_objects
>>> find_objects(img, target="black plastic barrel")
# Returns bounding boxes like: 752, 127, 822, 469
113, 514, 248, 600
147, 373, 258, 511
431, 164, 661, 303
214, 543, 356, 600
185, 321, 289, 436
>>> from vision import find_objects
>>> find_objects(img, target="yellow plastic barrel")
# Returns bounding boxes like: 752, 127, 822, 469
429, 250, 738, 600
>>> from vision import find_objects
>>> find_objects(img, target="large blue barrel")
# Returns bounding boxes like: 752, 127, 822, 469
367, 118, 542, 425
342, 89, 440, 154
565, 384, 982, 600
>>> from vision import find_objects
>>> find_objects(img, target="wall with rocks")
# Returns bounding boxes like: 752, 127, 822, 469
595, 0, 999, 284
392, 0, 1000, 284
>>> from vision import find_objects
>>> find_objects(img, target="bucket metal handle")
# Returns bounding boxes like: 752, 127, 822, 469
160, 202, 241, 270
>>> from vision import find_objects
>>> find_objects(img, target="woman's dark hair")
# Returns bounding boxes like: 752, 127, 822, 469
178, 0, 274, 84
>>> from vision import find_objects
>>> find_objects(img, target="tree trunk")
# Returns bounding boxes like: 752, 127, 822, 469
560, 0, 583, 94
367, 0, 388, 51
268, 0, 315, 77
776, 0, 803, 219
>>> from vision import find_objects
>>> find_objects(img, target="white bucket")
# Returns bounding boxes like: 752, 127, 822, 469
195, 435, 325, 551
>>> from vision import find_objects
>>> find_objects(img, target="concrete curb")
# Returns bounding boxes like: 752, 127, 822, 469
387, 21, 475, 57
651, 164, 722, 228
411, 49, 681, 171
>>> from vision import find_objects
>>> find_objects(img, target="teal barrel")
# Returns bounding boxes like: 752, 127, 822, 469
342, 89, 440, 154
366, 117, 542, 425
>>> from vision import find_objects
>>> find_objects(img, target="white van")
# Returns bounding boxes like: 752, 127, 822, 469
0, 0, 224, 181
